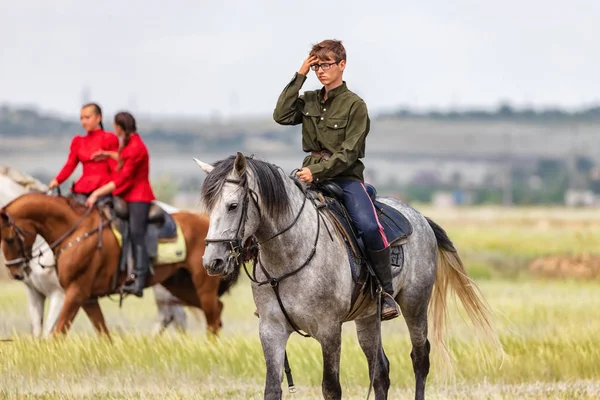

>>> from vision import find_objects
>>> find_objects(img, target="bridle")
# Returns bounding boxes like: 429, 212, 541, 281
0, 211, 38, 273
203, 176, 261, 267
0, 196, 111, 275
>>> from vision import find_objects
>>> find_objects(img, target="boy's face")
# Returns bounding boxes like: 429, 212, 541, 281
312, 53, 346, 86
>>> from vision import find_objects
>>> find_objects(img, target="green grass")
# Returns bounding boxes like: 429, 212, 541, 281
1, 206, 600, 398
1, 277, 599, 399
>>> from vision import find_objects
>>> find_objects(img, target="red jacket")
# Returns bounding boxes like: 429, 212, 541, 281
55, 129, 120, 194
111, 133, 156, 203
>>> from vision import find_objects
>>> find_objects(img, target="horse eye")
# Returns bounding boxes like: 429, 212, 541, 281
227, 203, 238, 212
4, 237, 14, 244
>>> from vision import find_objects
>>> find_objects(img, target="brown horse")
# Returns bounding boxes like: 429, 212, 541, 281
0, 192, 237, 338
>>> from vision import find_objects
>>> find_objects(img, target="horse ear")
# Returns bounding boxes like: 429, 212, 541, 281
193, 158, 214, 174
234, 152, 247, 176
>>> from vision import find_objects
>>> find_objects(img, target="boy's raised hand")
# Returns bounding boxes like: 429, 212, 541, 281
299, 55, 319, 76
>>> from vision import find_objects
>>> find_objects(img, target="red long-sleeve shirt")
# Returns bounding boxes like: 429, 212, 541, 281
111, 133, 155, 203
54, 129, 119, 194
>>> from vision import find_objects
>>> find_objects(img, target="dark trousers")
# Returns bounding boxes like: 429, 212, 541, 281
334, 179, 389, 251
128, 202, 150, 251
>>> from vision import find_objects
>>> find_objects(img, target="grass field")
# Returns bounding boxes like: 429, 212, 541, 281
1, 206, 600, 399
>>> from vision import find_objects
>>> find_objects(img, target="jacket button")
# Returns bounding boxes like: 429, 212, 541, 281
334, 124, 338, 128
320, 117, 324, 120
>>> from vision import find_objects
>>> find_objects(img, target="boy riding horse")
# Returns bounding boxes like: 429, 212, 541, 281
273, 39, 401, 321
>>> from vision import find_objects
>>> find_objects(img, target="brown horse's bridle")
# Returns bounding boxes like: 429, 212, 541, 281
0, 202, 108, 273
0, 211, 38, 272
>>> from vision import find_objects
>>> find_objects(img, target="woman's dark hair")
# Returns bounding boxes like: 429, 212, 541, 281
114, 111, 137, 170
82, 103, 104, 130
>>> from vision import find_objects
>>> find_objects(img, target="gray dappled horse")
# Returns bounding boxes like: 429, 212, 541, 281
194, 153, 498, 400
0, 165, 188, 337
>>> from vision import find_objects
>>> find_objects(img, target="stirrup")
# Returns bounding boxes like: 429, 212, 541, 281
380, 293, 401, 321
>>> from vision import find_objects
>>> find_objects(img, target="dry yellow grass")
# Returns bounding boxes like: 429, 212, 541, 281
1, 206, 599, 399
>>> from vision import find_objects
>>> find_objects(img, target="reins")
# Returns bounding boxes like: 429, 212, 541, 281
1, 194, 112, 272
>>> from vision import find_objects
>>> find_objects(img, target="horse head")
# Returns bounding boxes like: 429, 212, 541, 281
194, 152, 293, 276
0, 207, 38, 281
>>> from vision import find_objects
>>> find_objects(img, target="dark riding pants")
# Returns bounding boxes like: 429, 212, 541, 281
334, 179, 389, 251
128, 202, 150, 252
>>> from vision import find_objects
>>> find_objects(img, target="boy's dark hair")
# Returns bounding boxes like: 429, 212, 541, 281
309, 39, 346, 62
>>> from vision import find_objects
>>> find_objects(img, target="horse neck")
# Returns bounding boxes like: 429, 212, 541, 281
12, 195, 80, 245
254, 178, 320, 273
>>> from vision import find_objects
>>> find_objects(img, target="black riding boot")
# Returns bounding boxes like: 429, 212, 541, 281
122, 244, 150, 297
367, 246, 401, 321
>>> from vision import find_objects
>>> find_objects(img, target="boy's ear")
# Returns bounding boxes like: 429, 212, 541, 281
339, 59, 346, 71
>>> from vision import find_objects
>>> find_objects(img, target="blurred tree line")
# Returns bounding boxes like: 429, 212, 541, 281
400, 156, 599, 205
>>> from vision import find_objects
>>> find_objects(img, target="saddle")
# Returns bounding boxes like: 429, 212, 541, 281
109, 197, 178, 272
309, 181, 413, 318
69, 193, 178, 279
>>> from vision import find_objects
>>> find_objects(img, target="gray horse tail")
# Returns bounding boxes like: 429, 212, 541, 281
426, 217, 502, 369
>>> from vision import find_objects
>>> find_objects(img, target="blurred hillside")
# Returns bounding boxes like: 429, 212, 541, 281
2, 103, 600, 207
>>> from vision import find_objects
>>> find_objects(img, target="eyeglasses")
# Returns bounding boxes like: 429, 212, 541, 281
310, 61, 340, 71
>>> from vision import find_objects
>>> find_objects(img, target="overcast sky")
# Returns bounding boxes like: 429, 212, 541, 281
1, 0, 599, 119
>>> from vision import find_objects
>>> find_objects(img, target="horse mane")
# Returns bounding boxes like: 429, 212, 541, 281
200, 155, 291, 220
0, 165, 48, 193
62, 196, 90, 215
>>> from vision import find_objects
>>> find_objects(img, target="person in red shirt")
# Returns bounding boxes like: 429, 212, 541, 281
86, 111, 156, 297
48, 103, 119, 199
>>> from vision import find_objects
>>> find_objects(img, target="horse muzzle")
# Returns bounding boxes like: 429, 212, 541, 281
204, 254, 237, 276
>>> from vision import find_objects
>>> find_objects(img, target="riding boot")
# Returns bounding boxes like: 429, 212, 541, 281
122, 244, 150, 297
366, 246, 401, 321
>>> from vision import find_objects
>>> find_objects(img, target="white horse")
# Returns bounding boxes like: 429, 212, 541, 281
0, 166, 188, 337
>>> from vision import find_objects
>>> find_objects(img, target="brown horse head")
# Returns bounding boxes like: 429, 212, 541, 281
0, 193, 82, 280
0, 208, 38, 281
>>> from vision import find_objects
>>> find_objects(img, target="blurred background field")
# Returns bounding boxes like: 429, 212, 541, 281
1, 206, 599, 399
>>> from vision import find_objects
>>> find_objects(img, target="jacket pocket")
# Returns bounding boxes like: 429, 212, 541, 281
321, 118, 348, 148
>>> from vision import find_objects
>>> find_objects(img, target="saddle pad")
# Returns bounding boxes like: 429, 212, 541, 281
323, 199, 406, 282
110, 223, 187, 265
373, 200, 413, 246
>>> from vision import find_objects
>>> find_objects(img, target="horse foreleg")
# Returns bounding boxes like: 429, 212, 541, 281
171, 303, 188, 334
355, 315, 390, 400
259, 319, 291, 400
199, 289, 221, 337
82, 299, 110, 339
190, 270, 221, 336
53, 284, 87, 337
24, 284, 45, 338
318, 326, 343, 400
152, 285, 186, 336
44, 290, 65, 338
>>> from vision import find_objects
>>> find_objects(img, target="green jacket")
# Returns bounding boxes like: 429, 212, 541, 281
273, 72, 370, 183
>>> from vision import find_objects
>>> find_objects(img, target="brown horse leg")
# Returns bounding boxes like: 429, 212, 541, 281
198, 288, 222, 336
82, 299, 111, 339
53, 283, 87, 337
